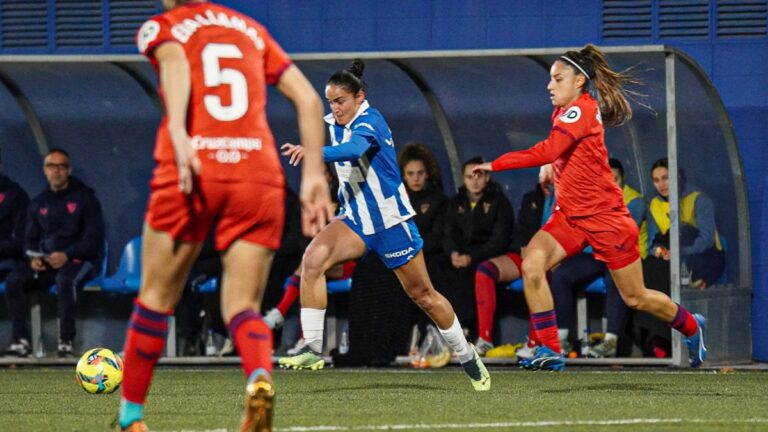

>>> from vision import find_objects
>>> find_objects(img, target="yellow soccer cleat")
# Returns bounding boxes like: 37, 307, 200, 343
278, 350, 325, 370
461, 346, 491, 391
119, 421, 149, 432
240, 374, 275, 432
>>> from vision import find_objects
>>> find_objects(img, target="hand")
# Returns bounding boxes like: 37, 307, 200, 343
456, 254, 472, 268
472, 163, 493, 176
300, 171, 335, 237
170, 130, 201, 194
46, 252, 68, 269
654, 246, 670, 261
450, 252, 471, 268
450, 251, 460, 267
539, 164, 554, 195
281, 143, 305, 166
30, 257, 46, 271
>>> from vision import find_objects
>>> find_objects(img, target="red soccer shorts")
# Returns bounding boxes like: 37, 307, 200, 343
542, 206, 639, 270
145, 165, 285, 251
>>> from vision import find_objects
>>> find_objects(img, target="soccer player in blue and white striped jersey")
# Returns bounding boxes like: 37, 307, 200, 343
280, 59, 490, 391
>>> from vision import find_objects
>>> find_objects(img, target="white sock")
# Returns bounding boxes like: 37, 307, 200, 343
438, 315, 474, 364
558, 328, 569, 341
300, 308, 326, 353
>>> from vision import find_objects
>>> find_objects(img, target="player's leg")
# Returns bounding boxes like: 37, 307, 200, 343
474, 253, 521, 354
264, 272, 300, 330
119, 224, 203, 431
521, 230, 568, 342
279, 219, 365, 369
393, 251, 490, 391
263, 260, 348, 330
218, 239, 276, 432
609, 259, 706, 367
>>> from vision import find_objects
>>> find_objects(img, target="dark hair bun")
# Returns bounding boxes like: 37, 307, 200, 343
348, 58, 365, 78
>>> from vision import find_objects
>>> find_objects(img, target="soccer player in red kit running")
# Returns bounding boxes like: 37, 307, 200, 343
118, 1, 332, 431
474, 44, 707, 371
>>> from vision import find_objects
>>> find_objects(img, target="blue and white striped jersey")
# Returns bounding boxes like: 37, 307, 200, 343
324, 100, 415, 235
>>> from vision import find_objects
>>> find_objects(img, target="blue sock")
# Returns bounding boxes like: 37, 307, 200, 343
246, 368, 271, 385
118, 399, 144, 429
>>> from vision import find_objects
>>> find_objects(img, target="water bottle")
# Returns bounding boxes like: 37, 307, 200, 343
681, 261, 691, 289
205, 329, 216, 356
339, 326, 349, 355
408, 324, 421, 357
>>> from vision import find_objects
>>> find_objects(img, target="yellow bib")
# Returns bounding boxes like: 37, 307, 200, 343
649, 192, 722, 251
623, 185, 648, 259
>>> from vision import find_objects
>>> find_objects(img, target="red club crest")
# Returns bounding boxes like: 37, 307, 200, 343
67, 202, 77, 214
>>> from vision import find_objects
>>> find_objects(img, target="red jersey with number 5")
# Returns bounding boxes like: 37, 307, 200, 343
136, 2, 291, 186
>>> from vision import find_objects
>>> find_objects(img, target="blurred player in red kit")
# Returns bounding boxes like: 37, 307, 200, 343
117, 1, 333, 431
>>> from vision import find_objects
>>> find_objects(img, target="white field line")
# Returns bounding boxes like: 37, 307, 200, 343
156, 417, 768, 432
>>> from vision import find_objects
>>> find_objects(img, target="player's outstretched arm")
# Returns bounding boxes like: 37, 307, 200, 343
156, 42, 200, 194
276, 65, 334, 236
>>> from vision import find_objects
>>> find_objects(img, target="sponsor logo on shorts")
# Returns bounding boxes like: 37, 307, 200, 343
385, 246, 415, 259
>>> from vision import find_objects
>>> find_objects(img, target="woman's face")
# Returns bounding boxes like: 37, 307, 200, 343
325, 84, 364, 126
547, 60, 585, 108
652, 166, 670, 198
463, 163, 489, 196
403, 160, 428, 192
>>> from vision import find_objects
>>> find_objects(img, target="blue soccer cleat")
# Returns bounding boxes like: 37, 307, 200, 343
685, 313, 707, 368
518, 346, 565, 371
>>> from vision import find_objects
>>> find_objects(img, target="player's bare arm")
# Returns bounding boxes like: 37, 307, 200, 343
276, 64, 334, 236
155, 41, 201, 194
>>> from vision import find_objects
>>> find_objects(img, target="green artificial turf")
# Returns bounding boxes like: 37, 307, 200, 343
0, 367, 766, 431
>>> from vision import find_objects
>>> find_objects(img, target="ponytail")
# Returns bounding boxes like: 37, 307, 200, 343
328, 58, 367, 95
561, 44, 641, 127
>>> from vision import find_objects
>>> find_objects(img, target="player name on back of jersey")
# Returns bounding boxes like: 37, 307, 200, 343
191, 135, 263, 164
171, 8, 265, 48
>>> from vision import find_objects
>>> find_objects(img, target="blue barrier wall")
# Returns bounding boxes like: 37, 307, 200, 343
0, 0, 765, 360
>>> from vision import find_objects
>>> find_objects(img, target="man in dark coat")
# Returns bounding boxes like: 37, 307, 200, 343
4, 149, 104, 357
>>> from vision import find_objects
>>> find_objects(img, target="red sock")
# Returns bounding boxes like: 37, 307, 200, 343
669, 303, 698, 337
531, 310, 561, 353
276, 275, 301, 316
475, 261, 499, 341
228, 309, 273, 377
528, 315, 538, 345
121, 299, 170, 404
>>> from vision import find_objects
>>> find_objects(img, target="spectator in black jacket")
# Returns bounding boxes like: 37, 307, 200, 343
429, 156, 513, 339
398, 142, 447, 258
4, 149, 104, 357
0, 150, 30, 280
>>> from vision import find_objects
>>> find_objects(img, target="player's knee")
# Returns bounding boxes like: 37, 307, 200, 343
521, 258, 546, 286
301, 246, 331, 278
407, 283, 435, 312
622, 290, 646, 311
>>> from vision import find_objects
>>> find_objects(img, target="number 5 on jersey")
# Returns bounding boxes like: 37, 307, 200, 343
202, 43, 248, 121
